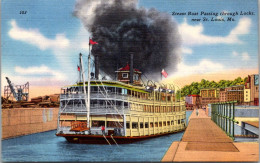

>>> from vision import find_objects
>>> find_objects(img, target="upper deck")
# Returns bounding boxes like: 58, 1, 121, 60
59, 80, 184, 114
60, 80, 176, 102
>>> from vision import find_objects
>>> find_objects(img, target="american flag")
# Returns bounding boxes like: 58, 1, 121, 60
161, 69, 168, 78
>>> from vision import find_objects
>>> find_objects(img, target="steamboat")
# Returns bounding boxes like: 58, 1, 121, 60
56, 53, 186, 144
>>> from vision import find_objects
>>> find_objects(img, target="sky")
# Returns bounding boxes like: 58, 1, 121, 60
1, 0, 259, 97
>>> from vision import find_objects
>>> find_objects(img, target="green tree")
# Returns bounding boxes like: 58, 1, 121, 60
176, 90, 181, 100
177, 76, 245, 98
244, 77, 248, 83
191, 89, 200, 95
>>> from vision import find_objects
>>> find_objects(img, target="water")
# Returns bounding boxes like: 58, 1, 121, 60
2, 111, 192, 162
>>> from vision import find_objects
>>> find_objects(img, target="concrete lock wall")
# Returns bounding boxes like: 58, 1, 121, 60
2, 107, 59, 139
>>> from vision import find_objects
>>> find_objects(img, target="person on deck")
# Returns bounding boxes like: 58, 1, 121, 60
101, 125, 105, 135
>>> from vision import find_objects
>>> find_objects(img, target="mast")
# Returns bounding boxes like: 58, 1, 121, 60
80, 53, 90, 132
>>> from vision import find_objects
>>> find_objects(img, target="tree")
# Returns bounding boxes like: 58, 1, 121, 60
244, 77, 248, 83
178, 76, 245, 98
176, 90, 181, 100
191, 89, 200, 95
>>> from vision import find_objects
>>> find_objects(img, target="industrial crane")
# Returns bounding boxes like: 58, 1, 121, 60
5, 77, 29, 102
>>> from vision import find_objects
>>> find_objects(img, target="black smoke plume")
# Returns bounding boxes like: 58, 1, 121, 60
74, 0, 181, 80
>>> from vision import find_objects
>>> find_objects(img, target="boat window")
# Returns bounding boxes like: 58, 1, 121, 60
107, 121, 123, 128
117, 88, 122, 94
91, 86, 98, 92
127, 90, 131, 95
132, 122, 138, 129
116, 101, 122, 106
90, 100, 98, 106
92, 121, 105, 127
133, 74, 139, 80
122, 73, 128, 78
145, 122, 148, 128
81, 100, 86, 105
111, 87, 115, 93
61, 101, 65, 107
140, 122, 143, 128
126, 123, 130, 129
176, 106, 179, 112
99, 100, 106, 106
155, 122, 158, 127
150, 123, 154, 128
107, 87, 115, 93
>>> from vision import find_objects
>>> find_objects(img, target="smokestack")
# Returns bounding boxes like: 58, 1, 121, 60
130, 52, 134, 84
95, 55, 99, 79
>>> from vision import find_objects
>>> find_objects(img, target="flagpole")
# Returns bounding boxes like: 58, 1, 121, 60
161, 69, 162, 81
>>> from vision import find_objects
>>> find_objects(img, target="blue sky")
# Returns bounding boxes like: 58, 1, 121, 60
1, 0, 258, 89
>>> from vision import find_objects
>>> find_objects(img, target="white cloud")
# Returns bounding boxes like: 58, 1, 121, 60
182, 47, 193, 55
230, 18, 251, 35
179, 17, 251, 46
14, 65, 66, 80
232, 51, 250, 61
171, 59, 225, 78
242, 52, 250, 61
2, 66, 68, 89
7, 20, 90, 85
232, 51, 238, 56
8, 20, 70, 51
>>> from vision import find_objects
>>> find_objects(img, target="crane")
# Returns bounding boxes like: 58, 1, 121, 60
5, 77, 29, 102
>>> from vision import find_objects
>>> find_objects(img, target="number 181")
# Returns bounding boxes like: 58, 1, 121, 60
20, 11, 27, 14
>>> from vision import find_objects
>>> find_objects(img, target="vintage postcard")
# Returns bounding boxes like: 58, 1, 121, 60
1, 0, 259, 162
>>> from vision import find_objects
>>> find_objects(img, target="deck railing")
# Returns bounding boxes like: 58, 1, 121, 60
211, 101, 238, 139
60, 93, 185, 107
61, 105, 130, 114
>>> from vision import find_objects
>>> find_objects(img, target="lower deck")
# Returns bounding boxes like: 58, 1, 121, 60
57, 111, 186, 137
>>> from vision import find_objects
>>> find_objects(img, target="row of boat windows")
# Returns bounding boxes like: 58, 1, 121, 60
91, 121, 123, 128
131, 103, 185, 113
127, 120, 185, 129
90, 120, 185, 129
